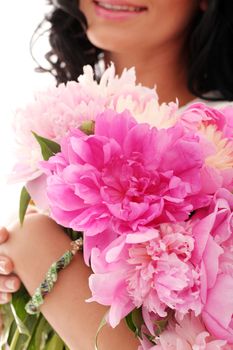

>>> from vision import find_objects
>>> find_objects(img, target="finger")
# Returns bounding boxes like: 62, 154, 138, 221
0, 275, 21, 293
0, 227, 9, 244
0, 256, 14, 275
0, 292, 12, 304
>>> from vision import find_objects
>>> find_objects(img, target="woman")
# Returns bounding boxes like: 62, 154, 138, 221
0, 0, 233, 348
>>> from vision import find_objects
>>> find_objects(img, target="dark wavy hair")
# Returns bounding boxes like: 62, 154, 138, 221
34, 0, 233, 101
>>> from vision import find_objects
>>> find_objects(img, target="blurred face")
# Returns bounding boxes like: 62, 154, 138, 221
79, 0, 201, 53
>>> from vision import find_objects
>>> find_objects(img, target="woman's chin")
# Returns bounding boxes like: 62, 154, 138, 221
86, 29, 137, 53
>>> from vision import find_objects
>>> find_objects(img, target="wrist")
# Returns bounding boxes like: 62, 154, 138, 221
5, 214, 72, 295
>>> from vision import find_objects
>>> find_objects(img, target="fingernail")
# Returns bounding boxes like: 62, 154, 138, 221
5, 279, 15, 291
0, 261, 7, 273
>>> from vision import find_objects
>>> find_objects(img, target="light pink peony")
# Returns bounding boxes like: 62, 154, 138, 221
10, 81, 105, 183
87, 223, 202, 327
191, 189, 233, 344
139, 313, 228, 350
126, 224, 201, 317
41, 110, 208, 240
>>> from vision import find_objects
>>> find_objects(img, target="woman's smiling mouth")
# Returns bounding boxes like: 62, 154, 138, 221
93, 1, 147, 19
94, 1, 147, 12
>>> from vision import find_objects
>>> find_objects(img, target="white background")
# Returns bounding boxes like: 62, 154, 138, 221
0, 1, 54, 224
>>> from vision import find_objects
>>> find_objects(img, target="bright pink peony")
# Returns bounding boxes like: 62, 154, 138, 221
41, 110, 208, 240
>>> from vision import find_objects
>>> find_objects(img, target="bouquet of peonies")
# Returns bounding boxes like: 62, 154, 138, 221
2, 64, 233, 349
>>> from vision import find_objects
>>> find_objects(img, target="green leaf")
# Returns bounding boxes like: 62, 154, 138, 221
0, 304, 14, 348
27, 315, 52, 350
125, 308, 143, 338
7, 319, 17, 346
125, 312, 136, 334
8, 287, 38, 349
45, 333, 64, 350
10, 303, 30, 338
154, 319, 168, 336
143, 332, 157, 345
154, 309, 174, 336
33, 316, 51, 349
32, 132, 61, 160
95, 314, 107, 350
19, 186, 31, 225
11, 286, 30, 318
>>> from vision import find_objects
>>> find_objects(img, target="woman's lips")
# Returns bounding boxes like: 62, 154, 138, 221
93, 0, 147, 20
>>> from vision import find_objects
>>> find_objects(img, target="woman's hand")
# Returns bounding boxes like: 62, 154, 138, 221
0, 214, 139, 350
0, 227, 21, 303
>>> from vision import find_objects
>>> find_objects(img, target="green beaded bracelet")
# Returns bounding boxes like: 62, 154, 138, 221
25, 237, 83, 315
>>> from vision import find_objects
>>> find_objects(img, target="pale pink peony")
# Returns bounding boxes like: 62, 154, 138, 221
139, 313, 228, 350
10, 64, 162, 184
179, 103, 223, 131
78, 64, 178, 129
10, 81, 105, 183
180, 103, 233, 194
88, 223, 202, 327
219, 105, 233, 139
126, 223, 201, 317
41, 110, 208, 241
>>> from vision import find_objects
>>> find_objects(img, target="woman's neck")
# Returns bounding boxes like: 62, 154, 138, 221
105, 42, 195, 107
